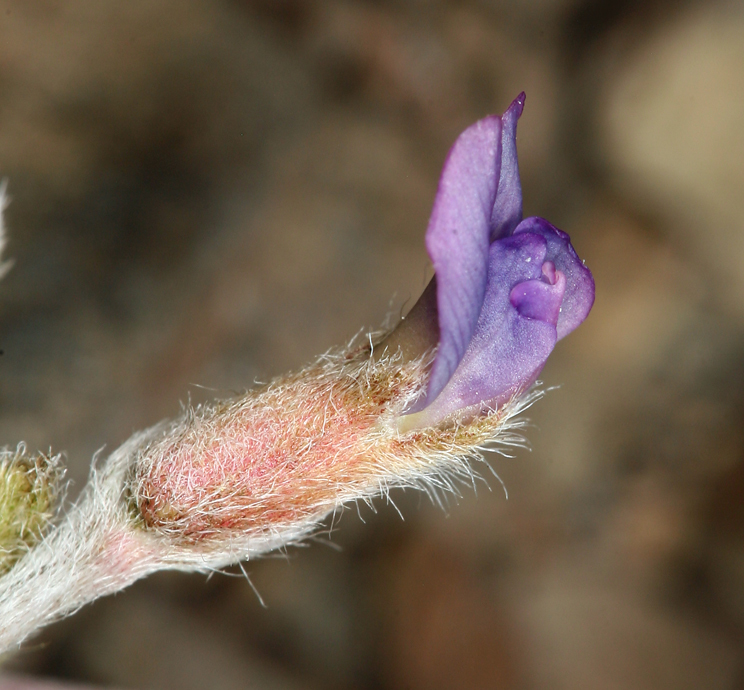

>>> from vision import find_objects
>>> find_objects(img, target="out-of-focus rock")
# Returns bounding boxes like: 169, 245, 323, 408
376, 537, 522, 690
598, 4, 744, 319
519, 556, 741, 690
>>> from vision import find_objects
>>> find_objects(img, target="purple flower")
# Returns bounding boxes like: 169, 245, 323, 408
396, 93, 595, 428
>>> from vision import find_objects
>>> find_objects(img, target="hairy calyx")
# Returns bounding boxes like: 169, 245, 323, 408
131, 348, 523, 549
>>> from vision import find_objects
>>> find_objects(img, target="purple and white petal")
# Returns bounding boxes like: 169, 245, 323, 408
395, 94, 595, 428
419, 232, 560, 423
510, 270, 566, 323
514, 217, 595, 340
424, 115, 503, 403
490, 92, 525, 241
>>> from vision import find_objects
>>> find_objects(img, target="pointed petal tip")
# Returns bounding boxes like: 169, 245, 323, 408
507, 92, 526, 119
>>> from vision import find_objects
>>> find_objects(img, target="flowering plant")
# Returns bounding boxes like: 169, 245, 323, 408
387, 93, 594, 429
0, 94, 593, 655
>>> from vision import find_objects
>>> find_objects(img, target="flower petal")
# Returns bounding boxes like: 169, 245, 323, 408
510, 269, 566, 323
424, 115, 503, 404
490, 92, 525, 240
514, 217, 595, 340
417, 232, 559, 425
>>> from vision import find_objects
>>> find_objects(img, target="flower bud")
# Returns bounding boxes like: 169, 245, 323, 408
0, 446, 62, 573
130, 350, 530, 553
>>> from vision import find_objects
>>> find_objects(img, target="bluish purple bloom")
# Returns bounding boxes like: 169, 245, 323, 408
402, 93, 595, 427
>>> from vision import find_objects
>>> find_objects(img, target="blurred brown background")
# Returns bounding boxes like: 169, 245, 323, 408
1, 0, 743, 688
